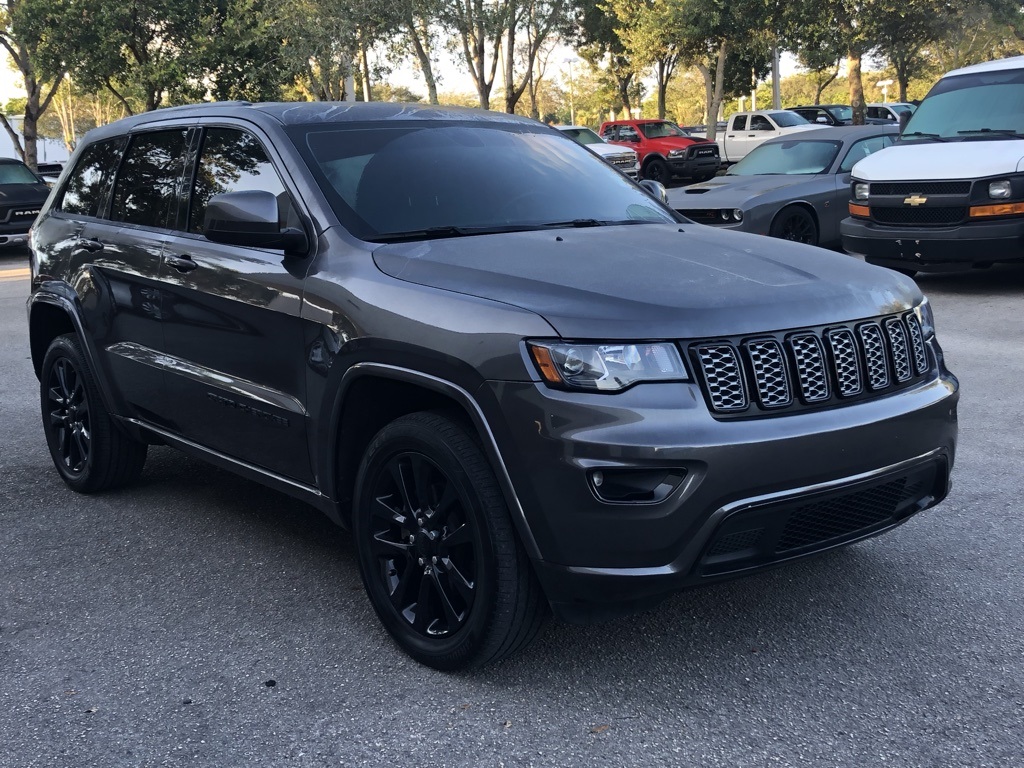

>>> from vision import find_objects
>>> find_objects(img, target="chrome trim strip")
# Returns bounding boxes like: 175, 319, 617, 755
341, 362, 542, 559
107, 341, 307, 416
564, 447, 947, 578
123, 418, 333, 511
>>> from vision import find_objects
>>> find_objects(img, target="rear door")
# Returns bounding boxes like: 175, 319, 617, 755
157, 124, 314, 482
86, 128, 192, 425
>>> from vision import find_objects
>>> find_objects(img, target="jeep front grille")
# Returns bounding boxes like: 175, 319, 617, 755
690, 312, 930, 417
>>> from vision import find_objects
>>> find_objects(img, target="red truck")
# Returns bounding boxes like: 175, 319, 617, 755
599, 119, 721, 184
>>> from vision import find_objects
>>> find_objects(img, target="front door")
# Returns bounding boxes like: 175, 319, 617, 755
158, 125, 313, 483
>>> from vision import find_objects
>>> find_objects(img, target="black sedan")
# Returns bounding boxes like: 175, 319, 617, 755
666, 124, 899, 248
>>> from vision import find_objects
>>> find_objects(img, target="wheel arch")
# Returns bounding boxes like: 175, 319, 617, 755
29, 296, 76, 378
324, 363, 542, 559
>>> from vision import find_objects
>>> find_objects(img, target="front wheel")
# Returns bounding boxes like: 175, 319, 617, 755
643, 157, 670, 184
353, 412, 547, 670
40, 334, 147, 493
769, 206, 818, 246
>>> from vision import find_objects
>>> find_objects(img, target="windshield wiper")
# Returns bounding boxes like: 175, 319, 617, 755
956, 128, 1024, 139
539, 219, 648, 228
900, 132, 949, 142
371, 224, 536, 242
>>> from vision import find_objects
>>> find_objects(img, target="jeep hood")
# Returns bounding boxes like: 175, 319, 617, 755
372, 225, 919, 339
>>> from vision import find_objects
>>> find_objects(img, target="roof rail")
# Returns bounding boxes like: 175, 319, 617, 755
152, 100, 254, 114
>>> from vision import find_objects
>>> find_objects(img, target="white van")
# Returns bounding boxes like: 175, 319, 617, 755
841, 56, 1024, 274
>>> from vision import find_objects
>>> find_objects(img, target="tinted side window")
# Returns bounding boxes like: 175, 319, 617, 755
110, 130, 189, 228
59, 140, 124, 217
750, 115, 772, 131
839, 135, 897, 172
730, 115, 746, 131
188, 128, 289, 233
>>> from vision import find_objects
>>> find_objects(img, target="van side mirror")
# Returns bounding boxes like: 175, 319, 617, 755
899, 112, 912, 133
203, 190, 308, 254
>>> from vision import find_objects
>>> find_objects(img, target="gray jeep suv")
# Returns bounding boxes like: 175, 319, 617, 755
27, 102, 958, 670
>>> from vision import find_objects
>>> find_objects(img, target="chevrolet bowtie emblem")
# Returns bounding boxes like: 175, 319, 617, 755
904, 194, 928, 206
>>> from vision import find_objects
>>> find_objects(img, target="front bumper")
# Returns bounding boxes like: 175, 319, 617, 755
668, 154, 721, 179
487, 358, 958, 622
841, 216, 1024, 271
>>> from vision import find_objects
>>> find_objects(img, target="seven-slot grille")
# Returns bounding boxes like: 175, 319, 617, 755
691, 312, 930, 417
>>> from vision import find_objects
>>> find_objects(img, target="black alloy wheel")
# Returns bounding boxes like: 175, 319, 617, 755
643, 157, 670, 184
40, 334, 147, 493
769, 206, 819, 246
353, 412, 547, 670
47, 355, 90, 475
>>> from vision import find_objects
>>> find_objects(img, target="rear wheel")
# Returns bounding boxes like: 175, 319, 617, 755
40, 334, 147, 493
353, 412, 547, 670
769, 206, 818, 246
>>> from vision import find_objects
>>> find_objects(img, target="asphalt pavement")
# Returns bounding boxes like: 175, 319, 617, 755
1, 248, 1022, 767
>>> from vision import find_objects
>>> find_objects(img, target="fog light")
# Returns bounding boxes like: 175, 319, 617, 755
854, 182, 869, 200
588, 468, 686, 504
989, 180, 1011, 199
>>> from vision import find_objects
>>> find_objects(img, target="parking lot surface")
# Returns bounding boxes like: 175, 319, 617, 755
2, 250, 1022, 767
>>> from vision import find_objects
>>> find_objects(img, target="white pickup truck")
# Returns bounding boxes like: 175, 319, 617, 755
715, 110, 825, 163
841, 55, 1024, 275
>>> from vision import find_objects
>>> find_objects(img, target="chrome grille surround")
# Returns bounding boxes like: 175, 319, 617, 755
744, 339, 791, 408
825, 328, 863, 397
905, 313, 929, 375
695, 344, 747, 412
690, 311, 929, 418
788, 333, 830, 402
885, 317, 913, 383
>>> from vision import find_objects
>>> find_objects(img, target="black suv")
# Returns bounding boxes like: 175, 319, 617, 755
27, 102, 959, 670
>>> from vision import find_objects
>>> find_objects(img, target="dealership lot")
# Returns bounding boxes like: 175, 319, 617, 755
1, 251, 1022, 767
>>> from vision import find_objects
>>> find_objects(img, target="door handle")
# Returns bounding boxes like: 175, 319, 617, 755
74, 237, 105, 253
165, 254, 198, 273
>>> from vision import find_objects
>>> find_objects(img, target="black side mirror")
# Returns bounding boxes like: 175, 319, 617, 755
898, 112, 912, 133
203, 190, 308, 254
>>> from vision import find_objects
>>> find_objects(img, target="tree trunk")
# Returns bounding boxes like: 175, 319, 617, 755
617, 74, 632, 115
359, 33, 372, 101
656, 61, 667, 119
405, 15, 439, 104
897, 70, 909, 103
848, 51, 865, 125
0, 115, 24, 162
814, 67, 838, 104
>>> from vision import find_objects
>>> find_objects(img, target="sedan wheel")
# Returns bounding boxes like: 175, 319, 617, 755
769, 206, 819, 246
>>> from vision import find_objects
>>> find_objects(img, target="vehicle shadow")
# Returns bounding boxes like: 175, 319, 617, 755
913, 262, 1024, 295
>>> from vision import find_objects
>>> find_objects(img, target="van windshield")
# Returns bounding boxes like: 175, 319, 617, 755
902, 67, 1024, 140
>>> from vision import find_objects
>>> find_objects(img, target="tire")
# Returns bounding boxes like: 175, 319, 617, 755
40, 334, 148, 493
353, 412, 547, 670
643, 157, 670, 184
768, 206, 819, 246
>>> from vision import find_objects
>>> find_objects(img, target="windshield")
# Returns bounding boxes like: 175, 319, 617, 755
727, 140, 841, 175
0, 162, 41, 185
828, 106, 853, 121
771, 111, 811, 127
903, 68, 1024, 140
638, 122, 688, 139
292, 122, 676, 241
559, 127, 603, 146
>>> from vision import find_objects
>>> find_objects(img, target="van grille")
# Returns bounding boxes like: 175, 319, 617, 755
872, 207, 966, 225
869, 181, 970, 196
691, 312, 929, 418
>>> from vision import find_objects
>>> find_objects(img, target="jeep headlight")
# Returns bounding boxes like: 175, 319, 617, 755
854, 182, 870, 201
989, 180, 1011, 199
528, 341, 689, 391
915, 297, 935, 338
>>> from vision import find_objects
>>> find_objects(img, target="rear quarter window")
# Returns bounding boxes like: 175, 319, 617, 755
59, 139, 125, 217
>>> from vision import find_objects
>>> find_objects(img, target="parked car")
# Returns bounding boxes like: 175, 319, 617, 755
717, 110, 826, 163
28, 102, 958, 671
866, 103, 917, 122
35, 161, 65, 185
790, 104, 891, 126
555, 125, 640, 179
668, 125, 899, 247
599, 118, 721, 183
0, 158, 50, 248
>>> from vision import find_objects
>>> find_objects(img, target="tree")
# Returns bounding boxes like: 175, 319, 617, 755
441, 0, 510, 109
501, 0, 567, 113
0, 0, 79, 169
571, 0, 637, 115
873, 0, 961, 101
613, 0, 683, 119
395, 0, 443, 104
